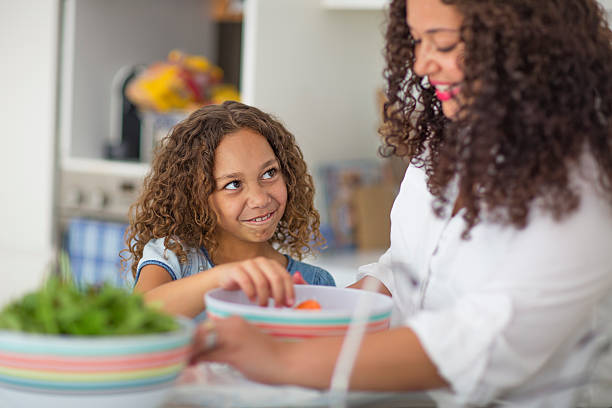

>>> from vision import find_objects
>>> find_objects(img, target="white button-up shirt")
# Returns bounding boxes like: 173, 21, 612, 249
358, 159, 612, 407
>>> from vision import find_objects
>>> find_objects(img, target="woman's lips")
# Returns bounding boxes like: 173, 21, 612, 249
433, 83, 461, 102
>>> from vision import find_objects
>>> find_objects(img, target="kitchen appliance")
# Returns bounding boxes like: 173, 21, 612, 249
57, 159, 148, 286
106, 65, 145, 161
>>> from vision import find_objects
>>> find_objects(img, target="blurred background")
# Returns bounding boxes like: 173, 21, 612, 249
0, 0, 402, 303
4, 0, 610, 303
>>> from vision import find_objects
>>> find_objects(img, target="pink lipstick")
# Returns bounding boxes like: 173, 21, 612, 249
434, 86, 460, 101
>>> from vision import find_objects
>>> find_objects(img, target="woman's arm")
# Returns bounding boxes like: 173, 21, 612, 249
193, 316, 448, 391
347, 276, 392, 296
283, 326, 447, 390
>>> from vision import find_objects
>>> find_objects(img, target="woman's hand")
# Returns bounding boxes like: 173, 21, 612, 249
190, 317, 448, 391
190, 316, 289, 385
212, 257, 296, 307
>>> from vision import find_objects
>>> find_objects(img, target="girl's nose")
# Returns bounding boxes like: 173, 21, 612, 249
247, 185, 271, 208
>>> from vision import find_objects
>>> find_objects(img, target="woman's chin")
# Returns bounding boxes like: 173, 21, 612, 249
441, 101, 460, 119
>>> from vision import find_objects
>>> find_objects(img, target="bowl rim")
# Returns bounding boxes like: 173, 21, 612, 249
205, 286, 393, 319
0, 316, 195, 344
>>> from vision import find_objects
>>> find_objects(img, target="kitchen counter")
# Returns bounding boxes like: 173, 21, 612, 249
162, 377, 435, 408
163, 397, 436, 408
155, 360, 436, 408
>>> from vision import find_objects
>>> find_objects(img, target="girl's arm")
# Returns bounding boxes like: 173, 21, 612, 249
134, 257, 297, 318
192, 316, 447, 390
134, 264, 219, 317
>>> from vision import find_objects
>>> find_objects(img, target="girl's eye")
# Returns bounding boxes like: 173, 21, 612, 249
262, 168, 277, 180
223, 180, 241, 190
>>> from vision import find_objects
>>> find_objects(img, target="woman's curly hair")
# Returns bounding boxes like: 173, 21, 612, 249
123, 101, 324, 277
382, 0, 612, 235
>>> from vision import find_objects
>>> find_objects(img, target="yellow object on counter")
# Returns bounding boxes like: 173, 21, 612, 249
126, 49, 240, 113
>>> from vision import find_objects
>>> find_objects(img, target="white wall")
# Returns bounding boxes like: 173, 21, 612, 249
242, 0, 387, 220
0, 0, 59, 303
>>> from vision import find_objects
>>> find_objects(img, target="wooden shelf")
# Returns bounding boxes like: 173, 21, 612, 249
321, 0, 388, 10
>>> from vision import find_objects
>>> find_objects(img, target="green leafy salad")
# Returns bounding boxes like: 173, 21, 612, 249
0, 276, 178, 336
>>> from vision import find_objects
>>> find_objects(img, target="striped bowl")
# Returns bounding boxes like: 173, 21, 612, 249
0, 317, 195, 408
205, 286, 393, 340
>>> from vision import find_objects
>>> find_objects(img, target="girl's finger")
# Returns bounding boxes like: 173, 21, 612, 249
284, 272, 295, 307
220, 267, 256, 302
280, 267, 296, 307
242, 259, 271, 306
257, 259, 293, 307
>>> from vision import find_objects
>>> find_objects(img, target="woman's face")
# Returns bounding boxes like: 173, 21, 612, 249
208, 129, 287, 245
407, 0, 465, 118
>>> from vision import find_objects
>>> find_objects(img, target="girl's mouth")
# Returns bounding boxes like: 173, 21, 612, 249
244, 211, 276, 224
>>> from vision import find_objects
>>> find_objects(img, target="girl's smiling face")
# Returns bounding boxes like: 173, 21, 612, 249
208, 129, 287, 245
407, 0, 465, 118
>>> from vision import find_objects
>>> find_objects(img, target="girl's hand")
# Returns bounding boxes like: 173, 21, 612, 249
190, 317, 289, 385
213, 257, 295, 307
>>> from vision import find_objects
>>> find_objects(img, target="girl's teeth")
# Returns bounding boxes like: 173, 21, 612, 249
252, 213, 271, 222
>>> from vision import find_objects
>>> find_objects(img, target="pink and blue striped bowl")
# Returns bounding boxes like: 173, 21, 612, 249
0, 317, 195, 408
205, 286, 393, 340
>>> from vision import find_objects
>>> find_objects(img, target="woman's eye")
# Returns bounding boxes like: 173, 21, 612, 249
223, 180, 241, 190
437, 42, 459, 53
262, 168, 277, 180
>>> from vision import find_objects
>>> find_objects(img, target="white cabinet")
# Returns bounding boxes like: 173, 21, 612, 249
56, 0, 221, 232
59, 0, 216, 161
58, 0, 386, 168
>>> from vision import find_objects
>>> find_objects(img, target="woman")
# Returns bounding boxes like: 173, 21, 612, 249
190, 0, 612, 406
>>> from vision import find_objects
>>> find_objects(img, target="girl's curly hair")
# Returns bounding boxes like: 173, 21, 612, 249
382, 0, 612, 235
123, 101, 324, 277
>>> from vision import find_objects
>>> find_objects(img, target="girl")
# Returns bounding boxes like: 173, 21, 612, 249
124, 101, 335, 319
191, 0, 612, 407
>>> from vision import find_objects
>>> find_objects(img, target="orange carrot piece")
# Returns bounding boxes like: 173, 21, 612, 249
295, 299, 321, 310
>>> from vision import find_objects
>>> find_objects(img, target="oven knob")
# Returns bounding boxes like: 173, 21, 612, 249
65, 189, 84, 207
89, 190, 109, 210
